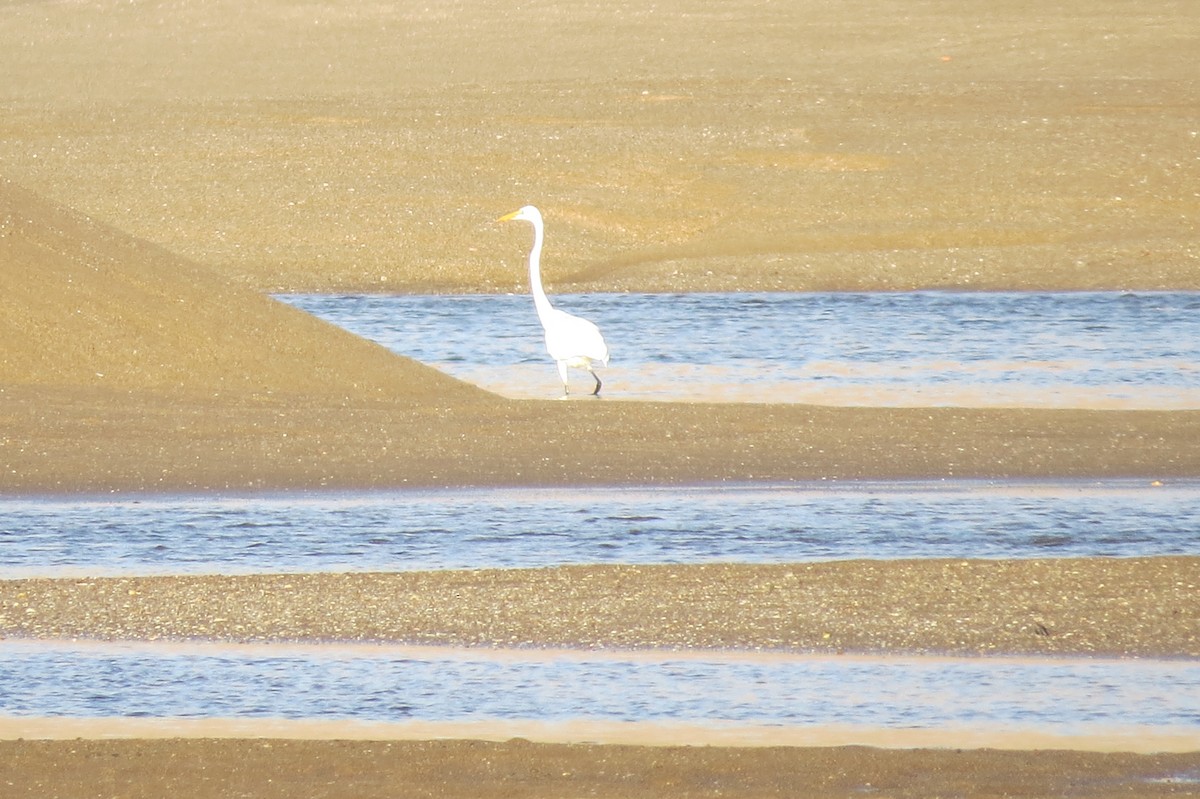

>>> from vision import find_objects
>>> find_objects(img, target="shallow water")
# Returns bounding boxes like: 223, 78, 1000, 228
280, 291, 1200, 407
1, 640, 1197, 744
2, 481, 1197, 743
2, 481, 1197, 577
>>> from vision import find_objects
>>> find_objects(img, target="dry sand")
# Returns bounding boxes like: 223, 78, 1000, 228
1, 0, 1199, 795
1, 0, 1198, 296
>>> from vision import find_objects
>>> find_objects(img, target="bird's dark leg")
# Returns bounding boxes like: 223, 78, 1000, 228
589, 369, 602, 396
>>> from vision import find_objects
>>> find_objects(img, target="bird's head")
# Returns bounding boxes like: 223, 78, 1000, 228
497, 205, 541, 225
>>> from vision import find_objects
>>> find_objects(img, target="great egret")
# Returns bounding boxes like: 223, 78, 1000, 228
498, 205, 609, 398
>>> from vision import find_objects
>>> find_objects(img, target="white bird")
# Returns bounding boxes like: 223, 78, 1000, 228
498, 205, 609, 398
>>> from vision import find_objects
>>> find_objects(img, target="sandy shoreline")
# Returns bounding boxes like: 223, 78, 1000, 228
3, 559, 1197, 659
2, 738, 1196, 799
4, 715, 1200, 755
3, 0, 1199, 794
3, 173, 1197, 492
4, 383, 1199, 494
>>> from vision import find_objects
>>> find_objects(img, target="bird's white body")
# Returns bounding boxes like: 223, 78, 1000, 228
499, 205, 609, 397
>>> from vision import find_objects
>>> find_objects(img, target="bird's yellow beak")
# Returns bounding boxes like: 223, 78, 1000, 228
496, 209, 520, 222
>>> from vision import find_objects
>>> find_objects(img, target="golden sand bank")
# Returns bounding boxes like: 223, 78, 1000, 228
1, 1, 1197, 296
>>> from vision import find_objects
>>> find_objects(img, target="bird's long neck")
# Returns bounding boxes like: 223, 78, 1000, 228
527, 219, 555, 321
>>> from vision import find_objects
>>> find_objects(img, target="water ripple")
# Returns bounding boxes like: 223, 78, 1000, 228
1, 641, 1196, 737
279, 291, 1200, 407
1, 482, 1197, 577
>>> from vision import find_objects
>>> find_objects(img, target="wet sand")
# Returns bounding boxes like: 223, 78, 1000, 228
3, 738, 1197, 799
6, 715, 1200, 756
3, 558, 1197, 659
2, 558, 1197, 796
2, 0, 1199, 795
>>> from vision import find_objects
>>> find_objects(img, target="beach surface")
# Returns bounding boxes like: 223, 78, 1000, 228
2, 738, 1196, 799
0, 174, 1195, 491
3, 558, 1198, 659
1, 0, 1199, 795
